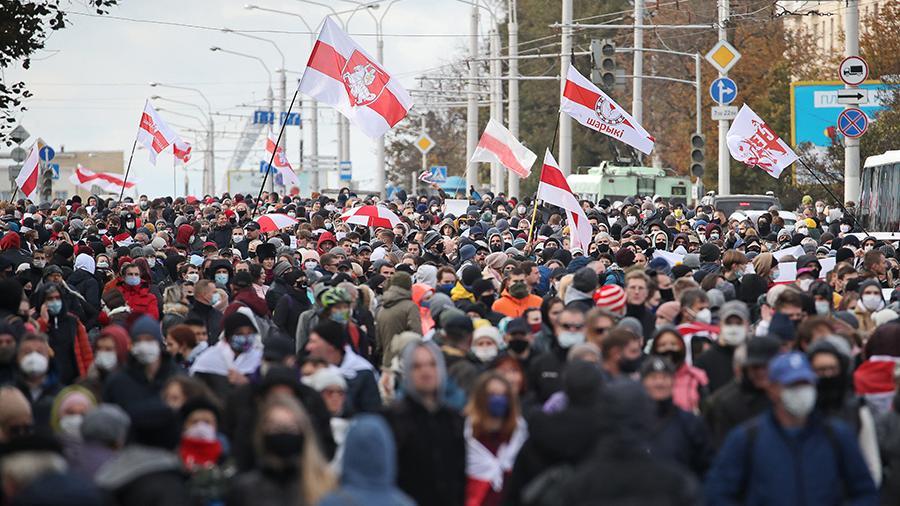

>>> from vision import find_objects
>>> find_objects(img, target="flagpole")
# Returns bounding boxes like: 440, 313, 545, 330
526, 107, 562, 249
9, 184, 18, 204
796, 158, 869, 236
253, 86, 300, 219
119, 100, 148, 203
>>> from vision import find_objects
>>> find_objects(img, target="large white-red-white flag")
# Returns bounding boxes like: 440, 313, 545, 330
265, 131, 300, 187
136, 101, 190, 165
14, 144, 40, 201
726, 104, 798, 179
299, 17, 412, 139
536, 150, 592, 251
69, 165, 137, 193
470, 118, 537, 178
561, 66, 655, 155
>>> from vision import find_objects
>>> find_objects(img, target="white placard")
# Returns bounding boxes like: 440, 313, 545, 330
772, 245, 805, 261
443, 199, 469, 218
652, 250, 685, 267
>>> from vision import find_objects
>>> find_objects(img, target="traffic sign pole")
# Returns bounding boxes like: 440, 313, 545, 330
843, 0, 861, 205
717, 0, 731, 196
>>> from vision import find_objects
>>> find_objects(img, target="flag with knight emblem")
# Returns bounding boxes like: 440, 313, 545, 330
299, 17, 413, 139
726, 104, 798, 179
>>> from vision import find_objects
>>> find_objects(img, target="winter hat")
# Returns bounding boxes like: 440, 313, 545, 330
151, 236, 167, 250
833, 310, 860, 330
614, 248, 635, 268
616, 316, 644, 338
473, 325, 503, 348
459, 244, 477, 262
655, 301, 681, 324
595, 284, 626, 315
273, 260, 293, 278
461, 264, 482, 287
129, 315, 162, 343
223, 311, 255, 338
671, 264, 693, 279
572, 267, 598, 293
640, 356, 676, 378
81, 404, 131, 447
390, 271, 412, 291
699, 243, 721, 263
312, 319, 347, 350
647, 256, 673, 278
471, 278, 495, 298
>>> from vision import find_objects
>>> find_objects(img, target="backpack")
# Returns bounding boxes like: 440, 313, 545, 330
521, 463, 575, 506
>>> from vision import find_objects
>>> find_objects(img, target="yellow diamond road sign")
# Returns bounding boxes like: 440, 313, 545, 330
415, 133, 435, 154
705, 40, 741, 74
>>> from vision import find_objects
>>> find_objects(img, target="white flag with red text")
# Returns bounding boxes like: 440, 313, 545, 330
172, 141, 192, 164
726, 104, 798, 179
266, 130, 300, 187
470, 118, 537, 178
136, 101, 190, 165
561, 66, 655, 155
536, 150, 592, 251
14, 144, 40, 201
70, 164, 138, 193
299, 17, 413, 139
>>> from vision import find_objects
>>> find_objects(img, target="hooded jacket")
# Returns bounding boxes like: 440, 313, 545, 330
95, 445, 190, 506
319, 415, 415, 506
115, 277, 160, 320
492, 290, 543, 319
34, 283, 93, 384
316, 231, 337, 255
67, 253, 101, 312
376, 284, 422, 364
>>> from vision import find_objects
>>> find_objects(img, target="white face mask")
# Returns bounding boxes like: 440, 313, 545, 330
557, 331, 585, 349
20, 351, 49, 376
146, 257, 156, 268
626, 216, 638, 226
473, 345, 498, 363
232, 235, 245, 243
59, 414, 84, 439
693, 308, 712, 325
185, 273, 199, 283
132, 341, 161, 365
94, 350, 118, 371
840, 224, 851, 233
815, 300, 831, 315
862, 294, 884, 312
797, 278, 813, 291
780, 384, 817, 418
720, 325, 747, 346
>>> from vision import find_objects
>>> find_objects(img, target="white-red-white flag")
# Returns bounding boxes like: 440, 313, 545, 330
299, 17, 413, 139
726, 104, 798, 179
561, 66, 655, 155
536, 150, 592, 251
14, 144, 40, 201
69, 164, 138, 193
470, 118, 537, 178
172, 140, 192, 164
265, 130, 300, 187
136, 101, 189, 165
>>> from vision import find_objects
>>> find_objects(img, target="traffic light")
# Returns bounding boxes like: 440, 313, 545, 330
690, 133, 705, 178
40, 164, 54, 202
590, 39, 616, 89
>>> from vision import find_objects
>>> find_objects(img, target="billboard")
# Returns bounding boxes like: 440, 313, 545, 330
790, 80, 890, 148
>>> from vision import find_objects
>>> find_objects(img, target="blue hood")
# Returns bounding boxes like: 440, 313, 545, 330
342, 415, 396, 488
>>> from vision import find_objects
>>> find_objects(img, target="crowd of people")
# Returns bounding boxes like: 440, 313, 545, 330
0, 186, 897, 506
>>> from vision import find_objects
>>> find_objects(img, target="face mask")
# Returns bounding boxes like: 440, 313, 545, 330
479, 294, 497, 307
618, 355, 644, 373
557, 331, 584, 349
815, 206, 824, 214
97, 262, 109, 270
437, 283, 454, 295
94, 350, 118, 371
864, 245, 873, 253
232, 235, 245, 243
710, 233, 720, 241
59, 414, 84, 439
20, 351, 49, 376
184, 421, 217, 442
126, 221, 135, 229
626, 216, 638, 226
229, 333, 256, 354
720, 325, 747, 346
509, 281, 529, 299
862, 294, 884, 312
263, 432, 304, 460
473, 345, 498, 363
33, 260, 46, 269
0, 346, 15, 364
487, 394, 510, 418
303, 261, 318, 271
330, 310, 350, 325
781, 384, 817, 418
508, 338, 529, 353
517, 206, 526, 215
214, 273, 229, 285
47, 300, 63, 315
693, 308, 712, 324
840, 224, 851, 233
125, 275, 141, 286
796, 227, 808, 236
797, 278, 813, 291
132, 341, 161, 365
185, 273, 199, 283
146, 258, 156, 268
814, 300, 831, 316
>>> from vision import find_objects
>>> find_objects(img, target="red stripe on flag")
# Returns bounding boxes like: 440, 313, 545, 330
76, 169, 136, 188
477, 132, 530, 176
367, 87, 408, 128
306, 40, 347, 82
140, 113, 171, 153
21, 166, 38, 197
563, 79, 601, 112
540, 162, 573, 193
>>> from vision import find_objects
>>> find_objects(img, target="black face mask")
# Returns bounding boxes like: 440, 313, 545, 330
508, 338, 529, 354
263, 432, 304, 460
618, 354, 644, 374
479, 294, 497, 307
656, 349, 685, 367
655, 397, 675, 417
659, 288, 674, 302
816, 375, 848, 411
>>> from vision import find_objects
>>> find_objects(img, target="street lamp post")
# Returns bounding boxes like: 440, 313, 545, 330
149, 82, 215, 195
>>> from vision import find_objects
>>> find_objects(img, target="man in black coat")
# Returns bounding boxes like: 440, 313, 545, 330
66, 254, 101, 313
103, 316, 179, 412
695, 300, 751, 393
383, 341, 465, 506
186, 279, 223, 345
527, 307, 586, 403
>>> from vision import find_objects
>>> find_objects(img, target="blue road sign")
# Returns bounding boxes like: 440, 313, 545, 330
429, 165, 447, 183
39, 145, 55, 162
253, 110, 275, 125
280, 112, 301, 126
837, 107, 868, 139
339, 161, 352, 181
709, 77, 738, 105
50, 163, 60, 180
259, 160, 274, 174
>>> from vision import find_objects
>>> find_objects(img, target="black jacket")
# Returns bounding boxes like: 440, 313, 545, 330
226, 467, 299, 506
210, 225, 232, 249
102, 356, 180, 412
626, 303, 656, 341
694, 343, 736, 394
527, 343, 568, 404
187, 301, 223, 345
95, 445, 190, 506
648, 398, 713, 478
383, 396, 466, 506
272, 287, 310, 339
265, 277, 293, 313
67, 269, 101, 314
702, 376, 770, 448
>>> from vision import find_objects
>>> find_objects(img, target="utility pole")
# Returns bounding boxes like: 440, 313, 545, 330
716, 0, 730, 196
632, 0, 644, 124
207, 119, 215, 195
844, 0, 860, 205
490, 26, 504, 194
375, 36, 387, 197
278, 69, 287, 194
266, 86, 275, 193
507, 0, 520, 198
559, 0, 573, 175
417, 115, 426, 196
309, 100, 319, 194
466, 2, 480, 193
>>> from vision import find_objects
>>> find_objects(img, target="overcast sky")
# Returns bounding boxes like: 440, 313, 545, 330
6, 0, 485, 197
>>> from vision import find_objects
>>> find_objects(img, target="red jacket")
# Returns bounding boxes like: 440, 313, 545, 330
117, 281, 160, 320
39, 317, 93, 378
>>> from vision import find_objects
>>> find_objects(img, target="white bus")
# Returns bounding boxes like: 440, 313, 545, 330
860, 151, 900, 232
